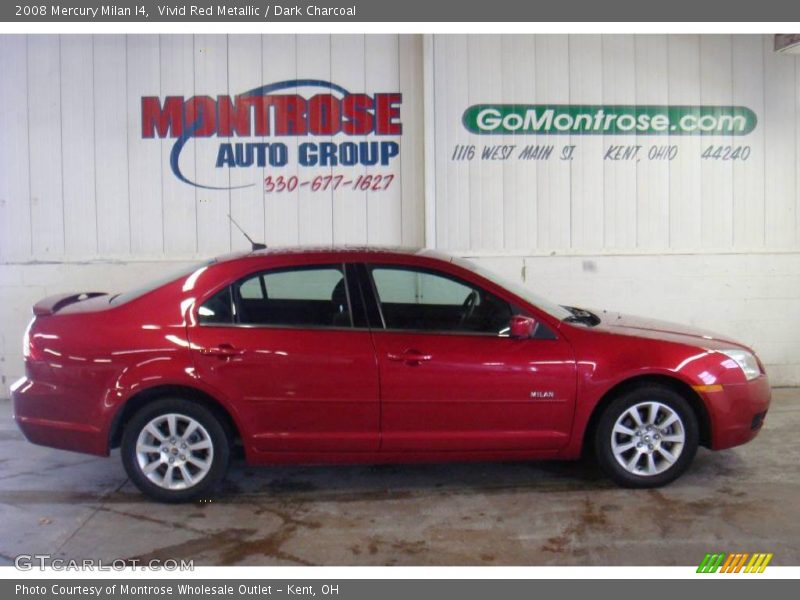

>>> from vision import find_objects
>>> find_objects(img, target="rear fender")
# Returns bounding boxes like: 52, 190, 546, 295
102, 353, 249, 453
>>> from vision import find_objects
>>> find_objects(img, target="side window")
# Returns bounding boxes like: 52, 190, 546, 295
370, 266, 513, 334
239, 276, 265, 300
233, 265, 352, 328
262, 269, 343, 300
198, 286, 234, 325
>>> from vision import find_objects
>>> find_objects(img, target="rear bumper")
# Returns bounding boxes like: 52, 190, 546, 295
704, 375, 771, 450
11, 377, 108, 456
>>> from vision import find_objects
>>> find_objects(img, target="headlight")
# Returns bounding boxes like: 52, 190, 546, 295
718, 349, 761, 381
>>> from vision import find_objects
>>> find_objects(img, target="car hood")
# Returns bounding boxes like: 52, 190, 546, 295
590, 310, 745, 348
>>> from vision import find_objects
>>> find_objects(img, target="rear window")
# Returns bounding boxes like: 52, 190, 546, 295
110, 261, 215, 305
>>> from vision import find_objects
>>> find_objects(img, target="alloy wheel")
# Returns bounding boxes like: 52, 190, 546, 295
134, 413, 214, 490
610, 401, 686, 476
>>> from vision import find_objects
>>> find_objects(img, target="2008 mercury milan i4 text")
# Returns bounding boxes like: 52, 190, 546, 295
11, 247, 770, 501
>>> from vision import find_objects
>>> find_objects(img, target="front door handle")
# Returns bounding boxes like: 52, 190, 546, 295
387, 349, 432, 366
200, 343, 244, 358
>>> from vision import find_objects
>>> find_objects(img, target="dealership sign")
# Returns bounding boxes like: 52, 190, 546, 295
141, 79, 402, 189
463, 105, 757, 135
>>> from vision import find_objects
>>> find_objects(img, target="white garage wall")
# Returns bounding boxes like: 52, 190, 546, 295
431, 34, 799, 253
0, 33, 424, 260
1, 33, 800, 390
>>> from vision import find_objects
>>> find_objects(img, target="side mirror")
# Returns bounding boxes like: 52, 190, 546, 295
509, 315, 538, 339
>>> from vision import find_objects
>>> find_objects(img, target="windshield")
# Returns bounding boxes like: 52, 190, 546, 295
452, 257, 573, 321
110, 260, 215, 305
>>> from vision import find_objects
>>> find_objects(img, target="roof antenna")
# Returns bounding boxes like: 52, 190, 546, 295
228, 214, 267, 251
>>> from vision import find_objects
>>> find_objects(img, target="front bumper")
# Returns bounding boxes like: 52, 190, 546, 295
702, 375, 771, 450
11, 377, 108, 456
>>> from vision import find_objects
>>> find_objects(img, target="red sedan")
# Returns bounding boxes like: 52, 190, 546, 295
11, 247, 770, 502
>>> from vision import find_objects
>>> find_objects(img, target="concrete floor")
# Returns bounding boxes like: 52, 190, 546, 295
1, 389, 798, 566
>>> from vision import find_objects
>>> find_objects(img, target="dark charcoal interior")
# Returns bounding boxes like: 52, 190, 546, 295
238, 297, 351, 327
380, 293, 512, 334
237, 278, 350, 327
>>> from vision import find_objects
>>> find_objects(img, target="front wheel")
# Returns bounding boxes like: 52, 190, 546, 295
121, 398, 230, 502
595, 386, 699, 488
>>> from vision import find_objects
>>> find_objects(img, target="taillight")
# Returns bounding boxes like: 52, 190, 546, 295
22, 318, 43, 361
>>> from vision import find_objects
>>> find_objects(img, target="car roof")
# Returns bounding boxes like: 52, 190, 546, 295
214, 246, 455, 264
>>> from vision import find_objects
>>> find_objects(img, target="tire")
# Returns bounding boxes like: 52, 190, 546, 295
121, 398, 230, 503
594, 385, 699, 488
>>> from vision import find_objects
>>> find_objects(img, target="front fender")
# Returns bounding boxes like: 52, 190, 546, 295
560, 339, 742, 459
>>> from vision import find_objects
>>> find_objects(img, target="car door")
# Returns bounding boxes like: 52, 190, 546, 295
187, 263, 380, 453
363, 263, 577, 453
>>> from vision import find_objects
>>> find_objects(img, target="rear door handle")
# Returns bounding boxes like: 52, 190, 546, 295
386, 349, 432, 366
200, 343, 244, 358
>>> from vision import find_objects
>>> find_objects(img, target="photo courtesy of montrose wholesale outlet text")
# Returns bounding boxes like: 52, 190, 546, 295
1, 0, 800, 594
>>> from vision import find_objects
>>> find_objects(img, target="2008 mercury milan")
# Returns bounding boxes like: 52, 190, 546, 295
12, 247, 770, 502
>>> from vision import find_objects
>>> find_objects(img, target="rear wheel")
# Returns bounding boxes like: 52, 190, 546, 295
121, 398, 230, 502
595, 386, 699, 488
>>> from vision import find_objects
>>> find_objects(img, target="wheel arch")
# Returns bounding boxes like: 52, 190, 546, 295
581, 374, 712, 457
108, 384, 243, 452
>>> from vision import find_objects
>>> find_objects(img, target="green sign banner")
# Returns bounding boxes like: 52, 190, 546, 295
462, 105, 757, 135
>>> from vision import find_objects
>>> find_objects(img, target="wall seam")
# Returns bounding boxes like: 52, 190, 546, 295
91, 37, 99, 255
58, 35, 66, 256
25, 35, 33, 257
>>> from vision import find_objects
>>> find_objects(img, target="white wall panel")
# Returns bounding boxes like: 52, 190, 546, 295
665, 35, 703, 250
634, 34, 670, 250
0, 36, 31, 261
194, 35, 231, 256
160, 34, 198, 256
5, 33, 795, 259
699, 35, 734, 249
602, 35, 637, 250
534, 35, 571, 251
365, 34, 403, 245
466, 35, 504, 250
295, 35, 333, 246
27, 35, 64, 259
568, 35, 604, 252
500, 35, 538, 251
398, 34, 425, 247
731, 35, 766, 248
763, 35, 797, 248
94, 35, 131, 256
261, 34, 299, 247
432, 34, 800, 254
0, 36, 31, 260
60, 35, 97, 258
126, 34, 163, 256
227, 34, 264, 253
0, 34, 419, 260
331, 35, 367, 245
433, 35, 470, 250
